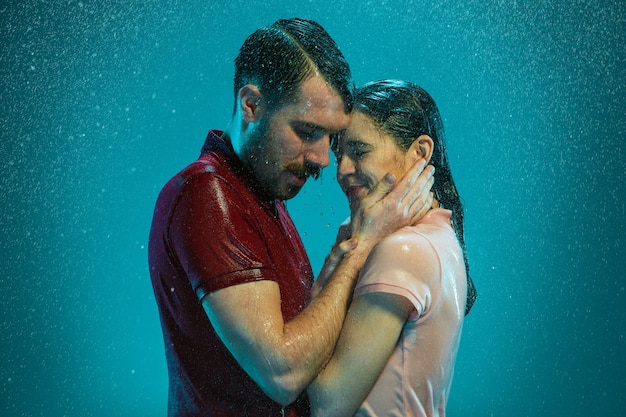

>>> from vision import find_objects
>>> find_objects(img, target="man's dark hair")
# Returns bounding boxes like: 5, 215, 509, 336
234, 18, 353, 111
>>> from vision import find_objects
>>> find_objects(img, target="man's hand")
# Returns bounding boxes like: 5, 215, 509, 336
312, 233, 356, 298
351, 158, 434, 245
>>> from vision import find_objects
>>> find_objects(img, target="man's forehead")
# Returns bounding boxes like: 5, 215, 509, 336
290, 97, 349, 132
297, 75, 347, 107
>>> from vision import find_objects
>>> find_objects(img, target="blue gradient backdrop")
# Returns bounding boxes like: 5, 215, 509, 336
2, 1, 624, 415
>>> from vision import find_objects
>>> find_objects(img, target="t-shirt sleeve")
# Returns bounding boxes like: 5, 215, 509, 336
354, 232, 440, 319
169, 171, 275, 300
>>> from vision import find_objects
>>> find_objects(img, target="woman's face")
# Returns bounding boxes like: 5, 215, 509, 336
334, 111, 410, 210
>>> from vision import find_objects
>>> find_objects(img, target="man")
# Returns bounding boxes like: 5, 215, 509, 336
148, 18, 434, 416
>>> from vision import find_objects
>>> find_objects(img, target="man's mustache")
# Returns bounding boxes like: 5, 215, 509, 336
288, 163, 321, 180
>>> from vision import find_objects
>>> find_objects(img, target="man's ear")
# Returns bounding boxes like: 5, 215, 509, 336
407, 134, 434, 163
238, 84, 264, 122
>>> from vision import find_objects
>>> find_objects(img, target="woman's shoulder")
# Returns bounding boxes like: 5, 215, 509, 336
368, 228, 439, 278
382, 227, 431, 248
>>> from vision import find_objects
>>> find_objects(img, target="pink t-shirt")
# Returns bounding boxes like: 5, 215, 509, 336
354, 208, 467, 417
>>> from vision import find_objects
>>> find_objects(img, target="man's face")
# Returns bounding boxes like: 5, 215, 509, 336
242, 75, 350, 200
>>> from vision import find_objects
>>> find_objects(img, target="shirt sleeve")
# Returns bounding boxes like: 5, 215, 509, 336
169, 171, 275, 299
354, 231, 441, 320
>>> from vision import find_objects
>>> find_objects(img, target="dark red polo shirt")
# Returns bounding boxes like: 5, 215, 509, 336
148, 130, 313, 416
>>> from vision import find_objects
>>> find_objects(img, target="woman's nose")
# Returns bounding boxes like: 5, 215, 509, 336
336, 155, 355, 177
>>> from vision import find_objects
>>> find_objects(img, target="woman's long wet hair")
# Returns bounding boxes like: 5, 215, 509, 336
352, 80, 476, 315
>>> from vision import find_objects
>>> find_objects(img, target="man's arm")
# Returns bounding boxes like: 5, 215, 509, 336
200, 159, 434, 406
202, 242, 371, 405
311, 220, 351, 299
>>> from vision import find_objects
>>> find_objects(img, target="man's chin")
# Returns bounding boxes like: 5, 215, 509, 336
282, 184, 304, 200
271, 181, 302, 201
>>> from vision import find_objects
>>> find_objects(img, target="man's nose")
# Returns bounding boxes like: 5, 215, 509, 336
304, 137, 331, 168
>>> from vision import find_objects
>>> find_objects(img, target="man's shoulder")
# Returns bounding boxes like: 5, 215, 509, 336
169, 150, 236, 188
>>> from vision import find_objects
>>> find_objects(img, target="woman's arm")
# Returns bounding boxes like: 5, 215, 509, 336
308, 231, 438, 416
307, 289, 413, 417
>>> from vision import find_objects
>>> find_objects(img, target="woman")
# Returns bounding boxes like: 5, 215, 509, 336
308, 80, 476, 416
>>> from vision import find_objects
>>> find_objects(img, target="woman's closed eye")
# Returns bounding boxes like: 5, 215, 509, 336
345, 140, 371, 161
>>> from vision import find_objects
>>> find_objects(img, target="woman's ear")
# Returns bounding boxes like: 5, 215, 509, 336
407, 134, 434, 163
238, 84, 264, 122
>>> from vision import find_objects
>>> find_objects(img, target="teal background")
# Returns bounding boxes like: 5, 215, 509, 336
1, 0, 624, 415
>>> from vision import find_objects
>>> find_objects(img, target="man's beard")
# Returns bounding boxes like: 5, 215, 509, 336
241, 117, 322, 200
